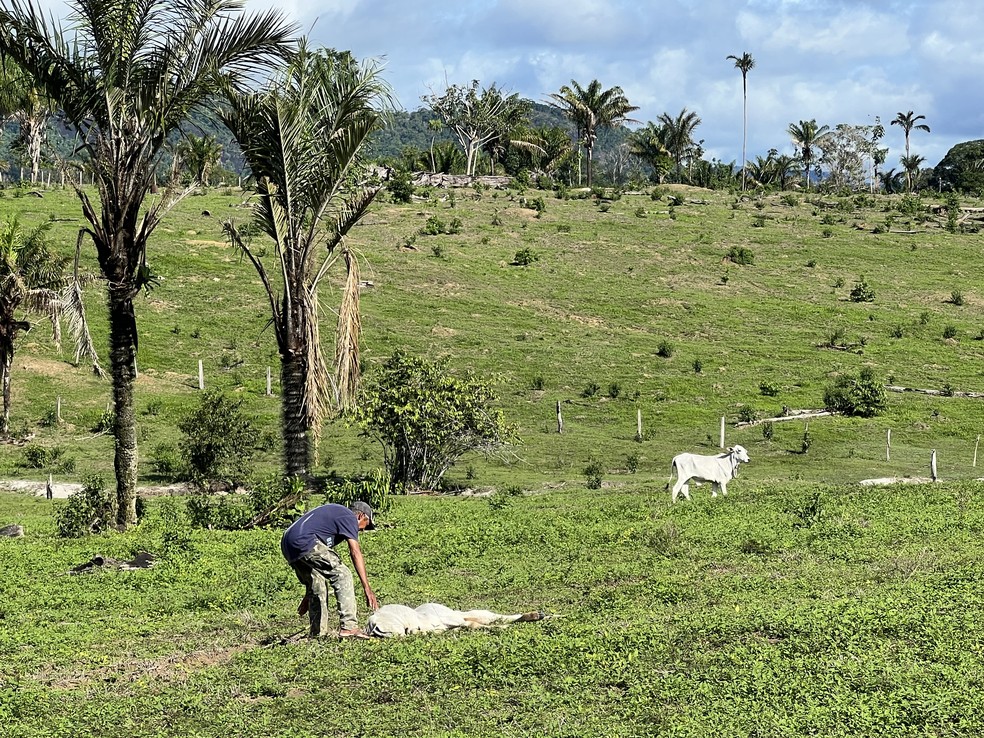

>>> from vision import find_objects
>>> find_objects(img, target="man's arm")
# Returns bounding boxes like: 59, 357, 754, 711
346, 537, 379, 611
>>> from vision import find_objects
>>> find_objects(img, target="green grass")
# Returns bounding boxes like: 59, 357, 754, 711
1, 480, 982, 736
3, 184, 984, 490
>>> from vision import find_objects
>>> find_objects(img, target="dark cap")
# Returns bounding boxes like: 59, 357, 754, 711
350, 501, 376, 530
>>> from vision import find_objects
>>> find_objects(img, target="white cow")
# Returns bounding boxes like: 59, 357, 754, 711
366, 602, 545, 638
668, 445, 750, 503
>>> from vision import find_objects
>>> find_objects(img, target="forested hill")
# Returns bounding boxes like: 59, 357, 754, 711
1, 102, 630, 179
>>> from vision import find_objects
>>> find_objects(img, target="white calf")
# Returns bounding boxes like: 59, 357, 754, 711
669, 445, 750, 503
366, 602, 545, 638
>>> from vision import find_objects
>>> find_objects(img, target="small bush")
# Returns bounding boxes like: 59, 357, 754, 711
178, 390, 259, 491
890, 324, 904, 339
821, 228, 834, 239
656, 340, 674, 359
447, 217, 463, 234
806, 259, 817, 268
431, 244, 446, 259
801, 428, 812, 454
491, 211, 503, 226
23, 445, 50, 469
792, 491, 822, 528
607, 382, 621, 399
726, 245, 755, 265
625, 452, 640, 474
583, 460, 604, 489
512, 247, 538, 266
751, 214, 766, 228
151, 443, 183, 479
387, 170, 415, 204
781, 193, 800, 207
530, 375, 545, 391
55, 475, 114, 538
823, 367, 886, 417
737, 405, 758, 424
919, 311, 932, 326
634, 206, 646, 218
950, 290, 964, 306
421, 215, 445, 235
759, 381, 780, 397
692, 357, 703, 374
582, 382, 601, 398
762, 422, 774, 441
943, 324, 958, 340
849, 277, 875, 302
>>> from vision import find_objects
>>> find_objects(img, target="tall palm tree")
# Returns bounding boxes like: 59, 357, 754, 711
627, 122, 672, 184
0, 0, 294, 529
657, 108, 702, 181
548, 79, 638, 187
787, 119, 831, 190
0, 218, 100, 435
892, 112, 930, 191
221, 44, 392, 480
727, 52, 755, 192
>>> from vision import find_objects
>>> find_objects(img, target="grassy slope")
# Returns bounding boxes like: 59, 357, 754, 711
3, 184, 984, 489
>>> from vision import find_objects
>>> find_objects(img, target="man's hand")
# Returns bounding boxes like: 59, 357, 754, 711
365, 589, 379, 611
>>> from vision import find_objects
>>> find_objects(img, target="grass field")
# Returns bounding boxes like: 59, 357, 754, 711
1, 182, 983, 736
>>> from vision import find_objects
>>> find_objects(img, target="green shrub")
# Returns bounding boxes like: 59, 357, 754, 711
387, 170, 415, 203
355, 351, 514, 492
943, 324, 958, 340
849, 277, 875, 302
421, 215, 445, 235
950, 289, 964, 306
583, 460, 604, 489
821, 228, 834, 239
656, 340, 674, 358
781, 193, 800, 207
625, 452, 640, 474
751, 214, 766, 228
512, 247, 538, 266
177, 390, 259, 491
737, 405, 757, 423
23, 445, 50, 469
324, 468, 391, 513
692, 357, 703, 374
823, 367, 886, 417
530, 374, 545, 391
726, 245, 755, 265
607, 382, 621, 399
890, 324, 904, 339
55, 475, 114, 538
447, 217, 463, 234
150, 442, 183, 479
759, 381, 780, 397
762, 421, 774, 441
582, 382, 600, 398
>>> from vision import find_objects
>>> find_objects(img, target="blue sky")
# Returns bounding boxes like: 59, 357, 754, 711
250, 0, 982, 169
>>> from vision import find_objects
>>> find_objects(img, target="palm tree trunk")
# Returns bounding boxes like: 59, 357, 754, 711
107, 284, 138, 528
0, 339, 12, 436
741, 80, 748, 192
281, 352, 312, 478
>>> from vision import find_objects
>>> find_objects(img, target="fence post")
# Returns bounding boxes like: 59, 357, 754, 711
46, 474, 53, 500
198, 359, 204, 390
886, 429, 891, 461
556, 401, 563, 434
636, 408, 643, 442
56, 396, 62, 424
931, 449, 938, 482
975, 435, 980, 468
266, 366, 272, 396
720, 416, 725, 449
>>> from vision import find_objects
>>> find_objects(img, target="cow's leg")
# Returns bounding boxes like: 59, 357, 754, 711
710, 483, 719, 497
720, 481, 728, 496
672, 478, 688, 503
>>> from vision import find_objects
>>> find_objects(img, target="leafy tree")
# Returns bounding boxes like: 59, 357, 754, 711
727, 52, 755, 191
788, 119, 830, 190
177, 390, 259, 491
0, 218, 101, 435
222, 44, 391, 480
879, 167, 905, 194
0, 0, 294, 529
818, 123, 880, 191
548, 79, 638, 187
356, 351, 514, 491
423, 81, 531, 177
900, 153, 927, 192
657, 108, 702, 181
175, 134, 223, 187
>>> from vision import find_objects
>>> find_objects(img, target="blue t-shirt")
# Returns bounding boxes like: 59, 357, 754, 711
281, 504, 360, 563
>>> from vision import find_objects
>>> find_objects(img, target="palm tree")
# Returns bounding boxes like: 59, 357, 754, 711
787, 119, 831, 190
627, 122, 672, 184
548, 79, 638, 188
0, 218, 100, 435
657, 108, 702, 181
0, 0, 294, 529
878, 168, 904, 194
0, 59, 53, 183
892, 112, 930, 191
900, 154, 926, 192
727, 52, 755, 192
221, 44, 392, 480
176, 134, 223, 188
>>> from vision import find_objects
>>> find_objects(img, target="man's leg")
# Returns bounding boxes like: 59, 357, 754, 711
304, 543, 359, 632
290, 561, 330, 637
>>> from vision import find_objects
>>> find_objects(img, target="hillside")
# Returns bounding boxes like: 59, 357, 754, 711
1, 183, 983, 491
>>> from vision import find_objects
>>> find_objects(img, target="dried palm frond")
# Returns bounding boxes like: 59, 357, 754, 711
334, 246, 361, 411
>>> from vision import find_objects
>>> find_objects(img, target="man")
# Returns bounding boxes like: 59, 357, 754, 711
281, 501, 379, 639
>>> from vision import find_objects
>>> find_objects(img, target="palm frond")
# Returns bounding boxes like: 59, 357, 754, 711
334, 246, 361, 412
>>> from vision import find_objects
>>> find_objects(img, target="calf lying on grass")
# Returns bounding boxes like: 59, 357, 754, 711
366, 602, 546, 638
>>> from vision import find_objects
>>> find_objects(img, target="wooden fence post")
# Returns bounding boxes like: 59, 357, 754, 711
886, 429, 891, 461
931, 449, 938, 482
56, 396, 61, 424
974, 435, 980, 468
556, 401, 563, 434
720, 416, 725, 449
198, 360, 204, 390
636, 408, 643, 442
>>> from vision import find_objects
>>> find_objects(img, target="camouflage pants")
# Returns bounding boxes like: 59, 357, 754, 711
289, 542, 358, 635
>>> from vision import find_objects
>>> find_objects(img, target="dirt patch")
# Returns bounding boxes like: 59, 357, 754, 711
512, 299, 606, 328
0, 479, 191, 499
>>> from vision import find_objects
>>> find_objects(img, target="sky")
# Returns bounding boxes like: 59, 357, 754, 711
246, 0, 983, 169
34, 0, 984, 169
